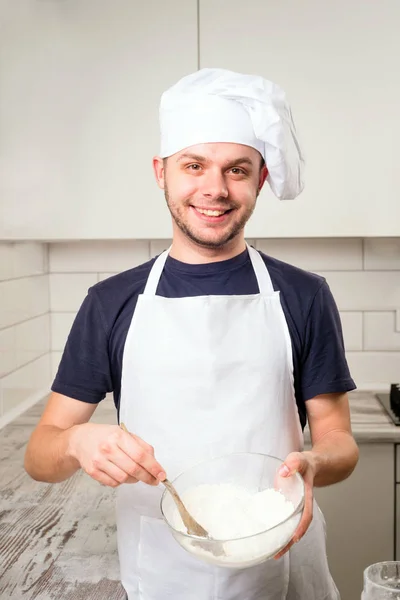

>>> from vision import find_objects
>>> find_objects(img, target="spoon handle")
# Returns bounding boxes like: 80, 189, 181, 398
119, 422, 209, 537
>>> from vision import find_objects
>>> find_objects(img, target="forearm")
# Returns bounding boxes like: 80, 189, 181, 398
305, 429, 359, 487
24, 424, 81, 483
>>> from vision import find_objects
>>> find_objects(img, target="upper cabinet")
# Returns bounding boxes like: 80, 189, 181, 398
0, 0, 197, 240
1, 0, 399, 239
200, 0, 400, 238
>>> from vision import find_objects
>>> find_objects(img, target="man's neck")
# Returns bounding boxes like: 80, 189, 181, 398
169, 232, 247, 265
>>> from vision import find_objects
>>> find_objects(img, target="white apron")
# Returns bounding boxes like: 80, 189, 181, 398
116, 245, 340, 600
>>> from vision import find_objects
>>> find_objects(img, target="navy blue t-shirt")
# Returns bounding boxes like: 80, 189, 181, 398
52, 248, 356, 429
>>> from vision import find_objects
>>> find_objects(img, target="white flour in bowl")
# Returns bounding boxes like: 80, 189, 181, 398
170, 483, 301, 566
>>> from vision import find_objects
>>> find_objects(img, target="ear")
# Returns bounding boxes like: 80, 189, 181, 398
153, 156, 165, 190
258, 164, 269, 191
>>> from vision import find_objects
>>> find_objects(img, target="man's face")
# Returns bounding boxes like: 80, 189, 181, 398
153, 143, 268, 249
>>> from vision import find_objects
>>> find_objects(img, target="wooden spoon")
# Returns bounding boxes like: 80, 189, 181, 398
119, 422, 209, 538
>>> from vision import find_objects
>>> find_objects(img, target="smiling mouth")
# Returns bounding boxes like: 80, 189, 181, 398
193, 207, 233, 216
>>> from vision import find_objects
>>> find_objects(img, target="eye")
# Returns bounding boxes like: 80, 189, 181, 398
187, 163, 202, 171
230, 167, 246, 175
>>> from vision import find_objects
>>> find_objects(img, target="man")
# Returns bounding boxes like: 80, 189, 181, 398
25, 68, 359, 599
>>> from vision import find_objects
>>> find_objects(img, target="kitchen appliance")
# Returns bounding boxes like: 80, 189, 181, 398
376, 384, 400, 426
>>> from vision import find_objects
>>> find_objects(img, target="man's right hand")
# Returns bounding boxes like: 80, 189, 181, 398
68, 423, 166, 488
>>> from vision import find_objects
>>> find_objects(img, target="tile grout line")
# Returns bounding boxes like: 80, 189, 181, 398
0, 351, 50, 381
362, 238, 365, 270
0, 312, 50, 333
361, 311, 365, 351
0, 272, 48, 284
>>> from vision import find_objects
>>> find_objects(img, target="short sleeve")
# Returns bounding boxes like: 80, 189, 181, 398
301, 280, 356, 400
51, 288, 113, 403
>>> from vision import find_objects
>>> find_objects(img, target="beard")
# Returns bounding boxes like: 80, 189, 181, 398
164, 184, 257, 249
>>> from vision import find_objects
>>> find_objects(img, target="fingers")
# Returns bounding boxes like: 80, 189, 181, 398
88, 464, 138, 488
117, 430, 166, 483
79, 425, 167, 488
293, 481, 313, 541
278, 451, 305, 477
106, 456, 158, 486
273, 451, 315, 560
93, 471, 121, 488
99, 461, 142, 485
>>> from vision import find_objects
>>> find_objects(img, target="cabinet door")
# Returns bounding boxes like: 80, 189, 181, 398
311, 444, 394, 600
199, 0, 400, 238
0, 1, 198, 240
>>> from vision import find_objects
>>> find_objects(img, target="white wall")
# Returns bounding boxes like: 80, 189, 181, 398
49, 238, 400, 388
0, 243, 51, 422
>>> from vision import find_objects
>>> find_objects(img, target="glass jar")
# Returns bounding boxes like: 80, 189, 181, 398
362, 562, 400, 599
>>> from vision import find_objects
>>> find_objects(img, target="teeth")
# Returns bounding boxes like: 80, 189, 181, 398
196, 208, 226, 216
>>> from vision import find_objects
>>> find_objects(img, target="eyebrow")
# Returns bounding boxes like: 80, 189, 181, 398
176, 153, 255, 168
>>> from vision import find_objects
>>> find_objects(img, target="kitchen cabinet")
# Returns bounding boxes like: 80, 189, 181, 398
0, 0, 197, 240
199, 0, 400, 238
308, 443, 395, 600
2, 1, 399, 240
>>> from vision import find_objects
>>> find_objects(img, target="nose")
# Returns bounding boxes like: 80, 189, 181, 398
200, 169, 229, 200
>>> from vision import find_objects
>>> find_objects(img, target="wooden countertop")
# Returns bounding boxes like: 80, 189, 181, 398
0, 397, 125, 600
0, 390, 398, 599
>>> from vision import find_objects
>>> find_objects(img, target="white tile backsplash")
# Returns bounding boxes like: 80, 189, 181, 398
255, 239, 363, 271
49, 273, 97, 312
0, 242, 46, 281
0, 243, 15, 281
14, 314, 50, 367
0, 242, 51, 419
1, 238, 399, 421
12, 242, 46, 279
346, 352, 400, 386
364, 239, 400, 270
51, 351, 63, 380
0, 274, 49, 329
340, 312, 363, 351
0, 327, 16, 378
49, 241, 150, 273
320, 271, 400, 311
363, 312, 400, 351
150, 240, 172, 258
1, 354, 51, 414
98, 273, 118, 282
51, 313, 76, 352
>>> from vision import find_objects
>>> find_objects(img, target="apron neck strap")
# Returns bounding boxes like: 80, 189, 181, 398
143, 243, 274, 296
246, 244, 275, 295
143, 247, 171, 296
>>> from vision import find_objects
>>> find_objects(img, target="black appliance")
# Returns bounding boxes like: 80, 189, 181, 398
376, 384, 400, 426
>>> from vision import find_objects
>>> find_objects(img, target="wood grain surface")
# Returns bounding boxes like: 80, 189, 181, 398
0, 397, 126, 600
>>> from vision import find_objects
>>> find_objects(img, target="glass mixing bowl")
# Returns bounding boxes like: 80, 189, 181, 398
362, 562, 400, 599
160, 452, 305, 568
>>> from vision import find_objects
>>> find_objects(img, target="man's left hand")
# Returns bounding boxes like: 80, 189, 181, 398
273, 451, 316, 560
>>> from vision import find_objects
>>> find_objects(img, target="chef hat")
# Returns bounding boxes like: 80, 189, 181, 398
159, 68, 305, 200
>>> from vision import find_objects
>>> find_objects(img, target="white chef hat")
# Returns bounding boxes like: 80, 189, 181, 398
159, 68, 305, 200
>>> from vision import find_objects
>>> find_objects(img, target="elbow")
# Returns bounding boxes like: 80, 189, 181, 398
23, 448, 39, 481
23, 441, 46, 483
343, 438, 360, 481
